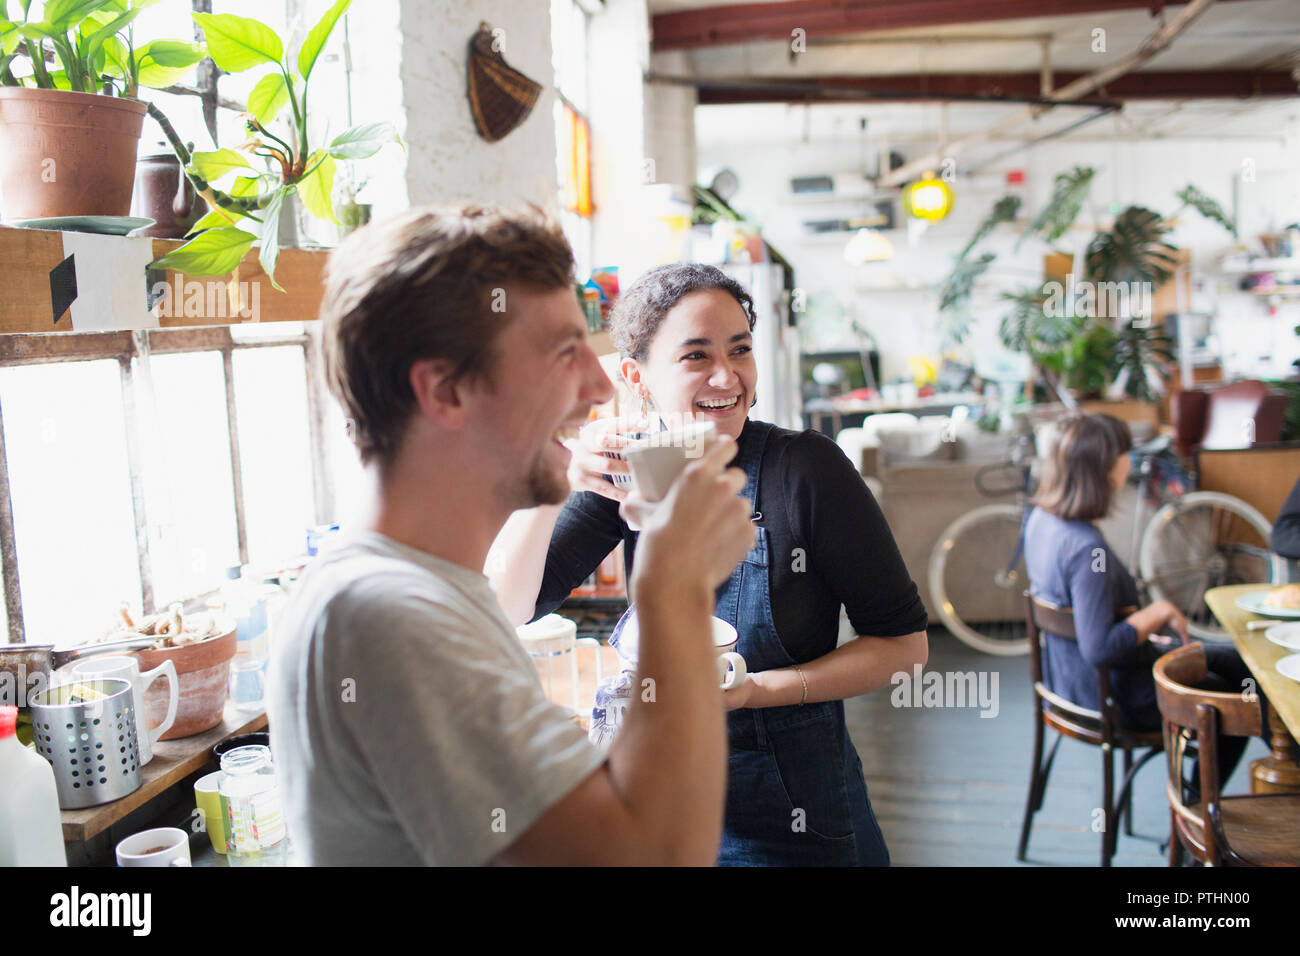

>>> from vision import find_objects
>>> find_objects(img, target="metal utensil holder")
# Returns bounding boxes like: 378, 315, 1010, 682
30, 677, 143, 809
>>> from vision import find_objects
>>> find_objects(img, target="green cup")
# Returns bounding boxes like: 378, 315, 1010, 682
194, 770, 227, 854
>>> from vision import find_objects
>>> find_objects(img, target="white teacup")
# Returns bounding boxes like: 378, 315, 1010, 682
709, 618, 748, 691
116, 827, 191, 867
612, 612, 747, 690
63, 654, 178, 766
623, 420, 718, 502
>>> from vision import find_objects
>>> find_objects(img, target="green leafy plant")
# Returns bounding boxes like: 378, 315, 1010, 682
958, 195, 1020, 261
692, 184, 741, 226
935, 252, 993, 344
1038, 323, 1118, 400
1173, 183, 1236, 238
1273, 379, 1300, 442
1024, 165, 1095, 247
1111, 321, 1175, 403
1085, 205, 1178, 286
149, 0, 400, 289
941, 166, 1239, 403
0, 0, 204, 95
998, 283, 1078, 358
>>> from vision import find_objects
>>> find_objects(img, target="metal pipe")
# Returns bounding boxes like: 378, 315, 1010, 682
303, 328, 335, 527
1040, 37, 1052, 97
0, 392, 26, 644
120, 341, 156, 615
645, 72, 1121, 108
878, 0, 1220, 186
806, 32, 1055, 47
222, 348, 250, 568
963, 104, 1119, 173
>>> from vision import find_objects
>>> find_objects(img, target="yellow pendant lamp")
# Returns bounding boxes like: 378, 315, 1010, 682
903, 172, 954, 222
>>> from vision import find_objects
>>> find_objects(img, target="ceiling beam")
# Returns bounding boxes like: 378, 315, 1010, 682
651, 0, 1261, 51
684, 70, 1299, 104
877, 0, 1218, 185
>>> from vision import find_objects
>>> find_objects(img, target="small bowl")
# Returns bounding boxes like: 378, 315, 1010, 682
212, 731, 270, 761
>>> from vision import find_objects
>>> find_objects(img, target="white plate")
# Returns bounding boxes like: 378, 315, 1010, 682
1265, 623, 1300, 651
1277, 654, 1300, 684
1235, 590, 1300, 619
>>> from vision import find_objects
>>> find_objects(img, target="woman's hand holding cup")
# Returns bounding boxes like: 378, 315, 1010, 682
631, 437, 755, 598
564, 417, 652, 502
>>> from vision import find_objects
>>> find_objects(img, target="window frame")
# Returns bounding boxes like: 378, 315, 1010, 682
0, 324, 335, 644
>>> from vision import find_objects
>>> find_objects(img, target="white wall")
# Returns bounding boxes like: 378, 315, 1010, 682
645, 51, 698, 189
399, 0, 559, 207
699, 126, 1300, 384
585, 0, 652, 277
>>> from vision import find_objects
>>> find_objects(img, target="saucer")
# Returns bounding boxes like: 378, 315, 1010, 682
10, 216, 156, 236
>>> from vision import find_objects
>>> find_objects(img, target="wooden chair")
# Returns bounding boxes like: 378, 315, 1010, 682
1153, 644, 1300, 866
1016, 593, 1164, 866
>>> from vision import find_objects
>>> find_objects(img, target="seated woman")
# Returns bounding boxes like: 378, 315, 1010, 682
1271, 475, 1300, 583
1024, 412, 1254, 789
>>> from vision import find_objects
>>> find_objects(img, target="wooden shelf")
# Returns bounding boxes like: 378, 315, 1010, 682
59, 701, 267, 843
0, 224, 328, 334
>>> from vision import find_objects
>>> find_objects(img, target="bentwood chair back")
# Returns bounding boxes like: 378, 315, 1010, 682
1017, 592, 1163, 866
1153, 644, 1300, 867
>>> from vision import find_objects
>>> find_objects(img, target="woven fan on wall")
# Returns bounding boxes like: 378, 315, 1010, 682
467, 22, 542, 143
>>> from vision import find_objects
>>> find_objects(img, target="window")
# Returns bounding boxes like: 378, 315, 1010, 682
0, 326, 341, 645
551, 0, 593, 276
145, 351, 239, 608
0, 2, 376, 643
0, 361, 142, 646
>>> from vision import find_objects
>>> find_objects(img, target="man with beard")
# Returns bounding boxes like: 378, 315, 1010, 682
268, 205, 756, 865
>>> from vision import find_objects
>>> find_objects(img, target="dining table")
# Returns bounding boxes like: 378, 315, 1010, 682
1204, 583, 1300, 794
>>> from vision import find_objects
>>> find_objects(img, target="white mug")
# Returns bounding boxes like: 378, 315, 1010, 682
709, 618, 748, 691
64, 655, 178, 766
116, 827, 191, 867
623, 421, 718, 503
612, 612, 747, 690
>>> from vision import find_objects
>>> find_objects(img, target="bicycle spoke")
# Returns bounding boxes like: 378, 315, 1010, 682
1148, 563, 1212, 581
931, 506, 1031, 655
1162, 515, 1212, 561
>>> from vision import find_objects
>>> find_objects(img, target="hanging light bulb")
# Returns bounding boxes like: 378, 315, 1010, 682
843, 227, 894, 263
903, 171, 954, 221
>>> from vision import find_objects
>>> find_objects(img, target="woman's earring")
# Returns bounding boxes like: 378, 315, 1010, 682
639, 390, 650, 421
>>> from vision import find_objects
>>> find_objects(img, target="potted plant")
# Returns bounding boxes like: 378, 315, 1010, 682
940, 170, 1233, 405
0, 0, 206, 220
148, 0, 400, 289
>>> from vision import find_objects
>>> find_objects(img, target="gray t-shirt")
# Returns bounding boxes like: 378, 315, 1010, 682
267, 530, 605, 865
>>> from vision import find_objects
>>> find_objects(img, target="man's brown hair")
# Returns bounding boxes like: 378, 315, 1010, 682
1032, 412, 1133, 523
320, 203, 576, 468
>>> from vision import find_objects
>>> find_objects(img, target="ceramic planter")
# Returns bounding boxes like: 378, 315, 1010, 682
133, 622, 237, 740
131, 151, 200, 238
0, 87, 148, 220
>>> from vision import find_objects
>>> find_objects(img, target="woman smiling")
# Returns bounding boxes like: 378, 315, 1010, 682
491, 263, 927, 866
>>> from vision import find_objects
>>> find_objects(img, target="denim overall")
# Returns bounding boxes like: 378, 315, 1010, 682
713, 420, 889, 866
593, 420, 889, 864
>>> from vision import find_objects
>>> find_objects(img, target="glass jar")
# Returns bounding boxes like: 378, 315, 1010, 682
228, 657, 267, 713
218, 744, 286, 866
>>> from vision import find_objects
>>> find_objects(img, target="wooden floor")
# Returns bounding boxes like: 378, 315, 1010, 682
846, 626, 1272, 867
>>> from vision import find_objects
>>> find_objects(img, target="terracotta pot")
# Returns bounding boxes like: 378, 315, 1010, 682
0, 87, 147, 221
131, 151, 200, 238
133, 622, 237, 740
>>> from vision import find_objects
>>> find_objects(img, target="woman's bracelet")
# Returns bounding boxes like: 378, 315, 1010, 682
795, 666, 808, 706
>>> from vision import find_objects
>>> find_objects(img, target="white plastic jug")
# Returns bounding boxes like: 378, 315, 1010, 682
0, 705, 66, 866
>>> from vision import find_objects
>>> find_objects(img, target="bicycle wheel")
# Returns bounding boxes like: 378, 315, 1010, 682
1139, 491, 1285, 642
929, 503, 1030, 655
